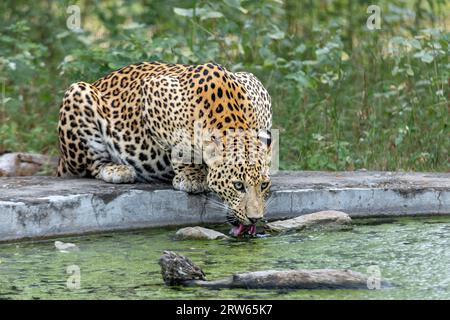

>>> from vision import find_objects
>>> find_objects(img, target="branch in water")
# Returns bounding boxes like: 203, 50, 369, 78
159, 251, 380, 290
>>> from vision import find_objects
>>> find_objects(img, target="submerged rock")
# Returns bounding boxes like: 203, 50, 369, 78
266, 210, 352, 233
159, 251, 374, 290
159, 250, 206, 285
54, 241, 79, 252
174, 226, 229, 240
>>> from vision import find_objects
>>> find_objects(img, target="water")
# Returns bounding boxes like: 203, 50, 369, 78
0, 216, 449, 299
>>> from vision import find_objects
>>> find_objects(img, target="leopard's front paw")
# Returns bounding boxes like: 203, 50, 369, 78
172, 174, 208, 193
97, 164, 136, 184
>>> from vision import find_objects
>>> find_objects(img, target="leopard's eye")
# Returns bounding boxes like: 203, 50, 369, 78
233, 181, 245, 192
261, 181, 270, 191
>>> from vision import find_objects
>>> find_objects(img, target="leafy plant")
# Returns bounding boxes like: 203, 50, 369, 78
0, 0, 448, 171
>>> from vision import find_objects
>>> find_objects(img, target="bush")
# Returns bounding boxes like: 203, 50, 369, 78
0, 0, 448, 171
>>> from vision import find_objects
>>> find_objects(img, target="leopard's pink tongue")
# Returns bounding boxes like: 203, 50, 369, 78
231, 224, 246, 237
231, 224, 257, 237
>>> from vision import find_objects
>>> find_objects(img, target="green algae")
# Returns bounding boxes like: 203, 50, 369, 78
0, 216, 449, 299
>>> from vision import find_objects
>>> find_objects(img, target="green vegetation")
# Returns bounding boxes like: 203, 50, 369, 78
0, 0, 448, 171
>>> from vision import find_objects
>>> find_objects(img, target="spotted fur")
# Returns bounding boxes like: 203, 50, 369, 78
57, 62, 272, 225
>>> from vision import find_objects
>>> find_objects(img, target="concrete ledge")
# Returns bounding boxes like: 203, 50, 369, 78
0, 171, 449, 242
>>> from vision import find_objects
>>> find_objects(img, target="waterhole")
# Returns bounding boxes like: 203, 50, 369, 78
0, 216, 449, 299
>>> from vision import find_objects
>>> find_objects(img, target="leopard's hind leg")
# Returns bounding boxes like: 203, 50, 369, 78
57, 82, 136, 183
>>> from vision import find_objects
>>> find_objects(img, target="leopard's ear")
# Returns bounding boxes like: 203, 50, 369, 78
258, 129, 272, 165
258, 129, 272, 148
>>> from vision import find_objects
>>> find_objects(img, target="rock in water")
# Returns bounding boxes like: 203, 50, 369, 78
159, 251, 206, 285
266, 210, 352, 233
174, 226, 229, 240
159, 251, 377, 290
54, 241, 79, 252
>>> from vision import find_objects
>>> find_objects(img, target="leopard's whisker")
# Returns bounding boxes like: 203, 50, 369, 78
197, 194, 230, 210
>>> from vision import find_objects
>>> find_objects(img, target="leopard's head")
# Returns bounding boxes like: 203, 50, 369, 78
203, 129, 272, 236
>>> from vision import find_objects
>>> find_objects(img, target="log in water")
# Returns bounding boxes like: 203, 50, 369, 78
183, 269, 370, 289
159, 251, 371, 289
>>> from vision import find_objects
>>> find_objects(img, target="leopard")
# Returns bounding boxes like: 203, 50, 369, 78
56, 61, 272, 236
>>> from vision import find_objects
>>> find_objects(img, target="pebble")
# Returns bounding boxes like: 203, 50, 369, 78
54, 241, 79, 252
